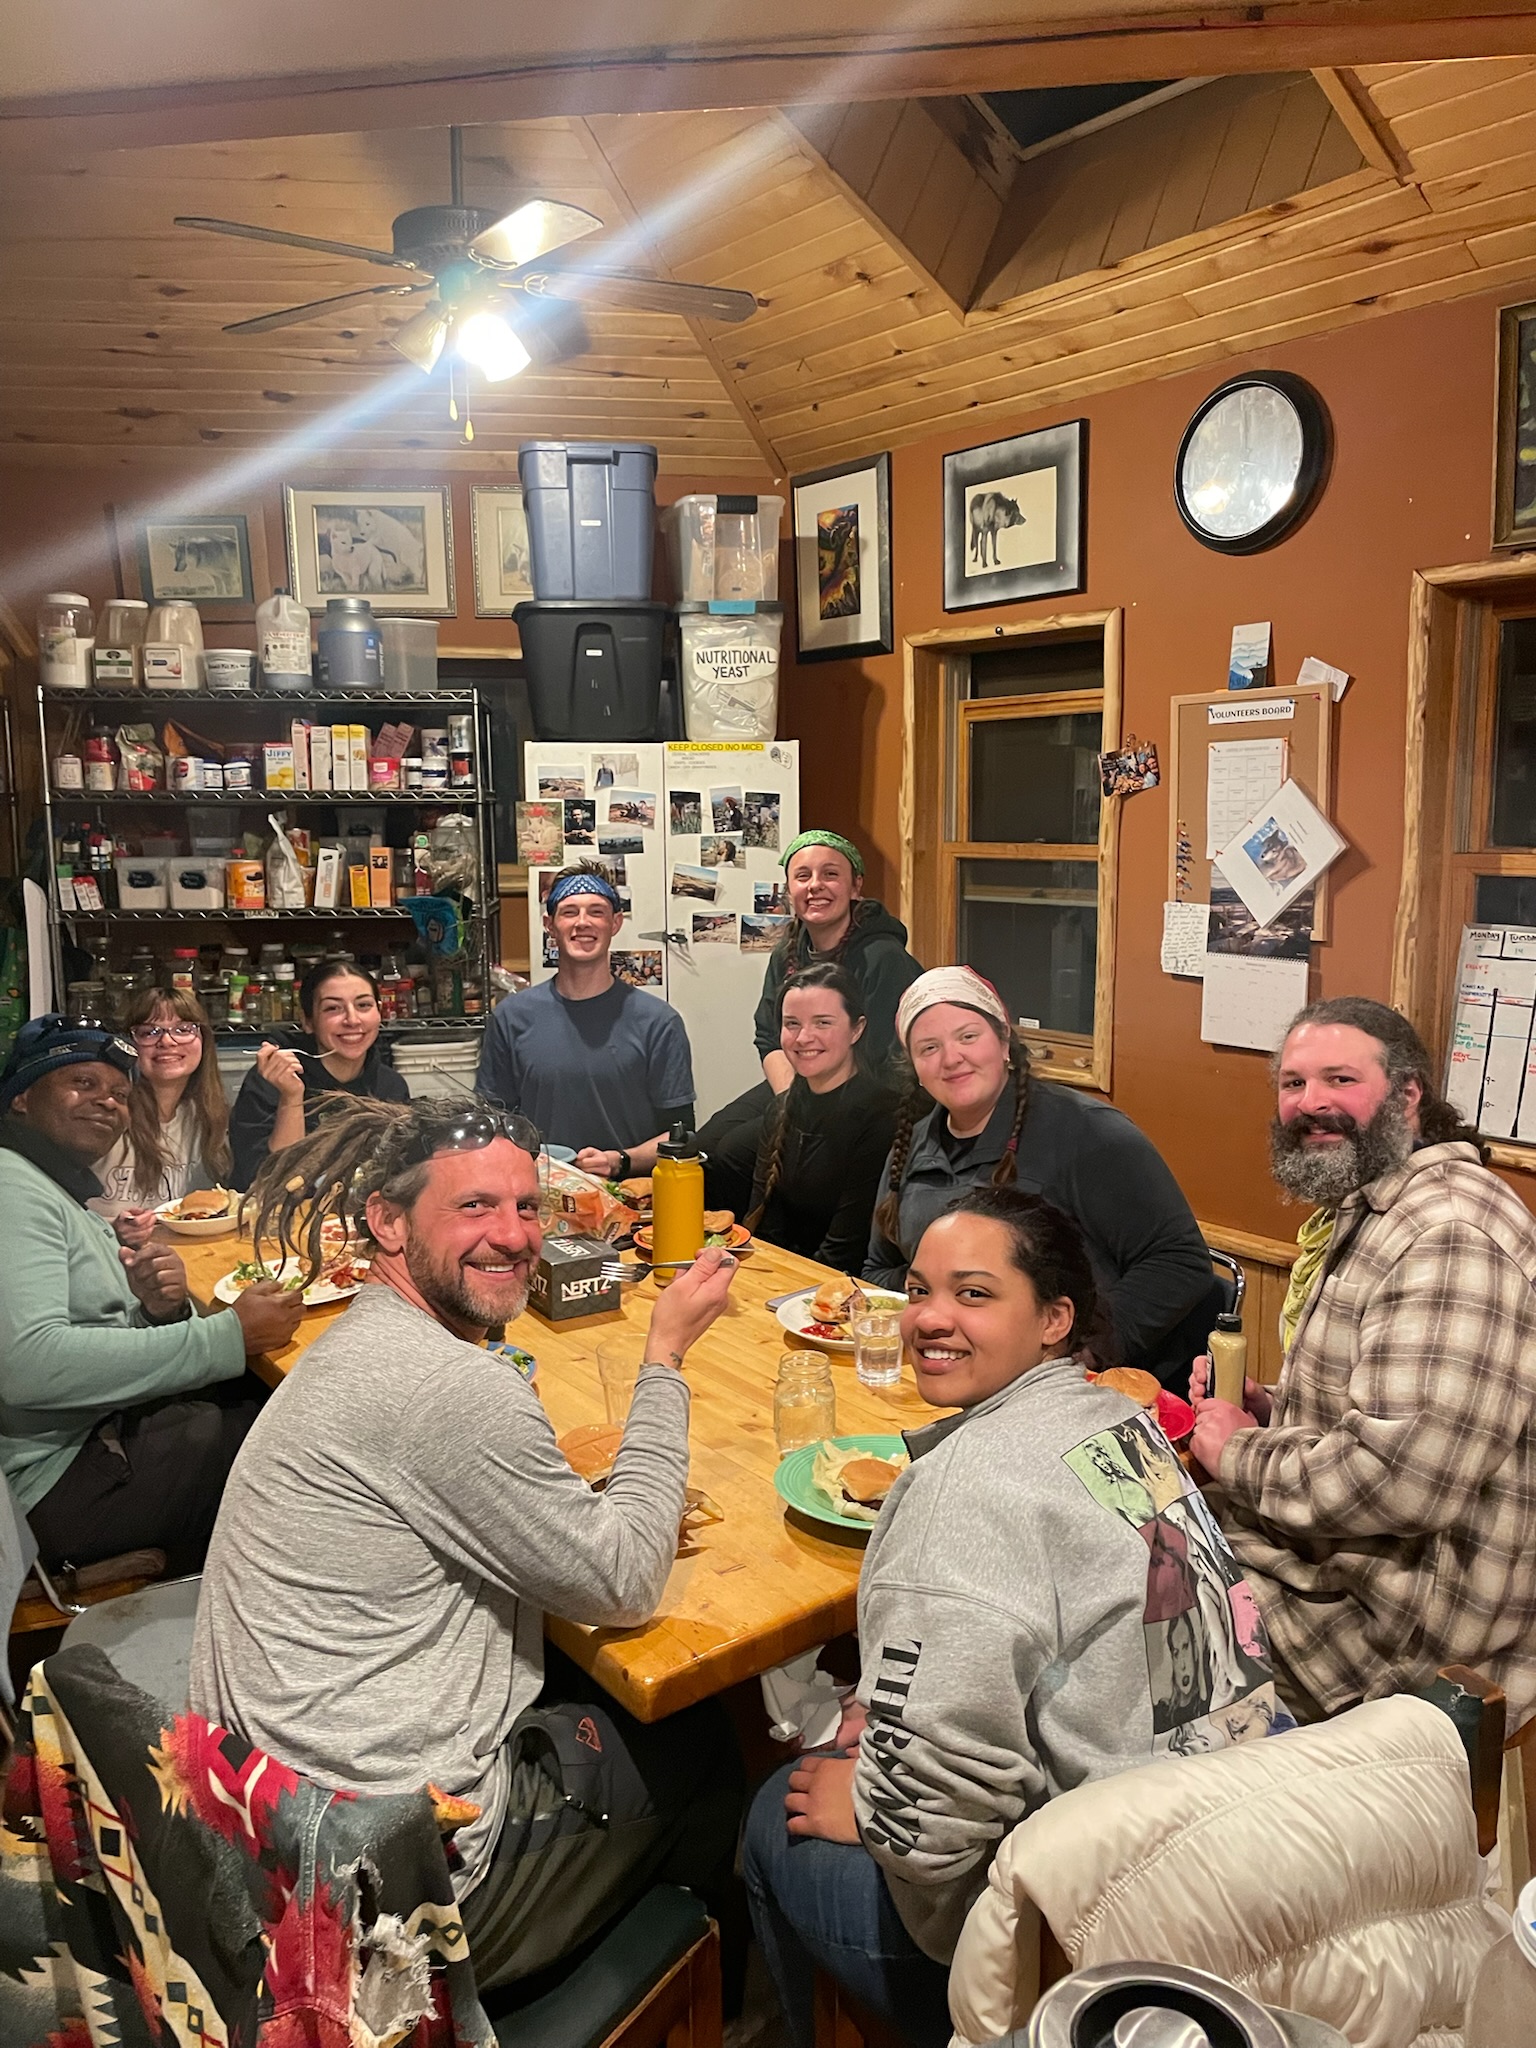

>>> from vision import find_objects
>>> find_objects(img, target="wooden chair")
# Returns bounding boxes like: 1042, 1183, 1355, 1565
11, 1549, 168, 1635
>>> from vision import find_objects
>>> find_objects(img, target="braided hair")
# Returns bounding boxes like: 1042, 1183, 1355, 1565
873, 1016, 1032, 1246
244, 1092, 456, 1284
745, 963, 866, 1233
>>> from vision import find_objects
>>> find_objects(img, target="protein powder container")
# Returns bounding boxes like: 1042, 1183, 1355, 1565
316, 596, 384, 690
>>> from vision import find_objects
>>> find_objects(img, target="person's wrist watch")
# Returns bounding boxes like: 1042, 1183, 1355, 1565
615, 1150, 632, 1179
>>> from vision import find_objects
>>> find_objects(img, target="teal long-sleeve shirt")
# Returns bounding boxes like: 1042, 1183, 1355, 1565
0, 1150, 247, 1511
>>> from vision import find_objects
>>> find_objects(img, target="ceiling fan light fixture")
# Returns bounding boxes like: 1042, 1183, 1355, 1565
468, 199, 603, 270
391, 304, 448, 372
456, 308, 531, 382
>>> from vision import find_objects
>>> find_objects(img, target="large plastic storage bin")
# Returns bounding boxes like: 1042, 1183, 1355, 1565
518, 442, 658, 602
380, 617, 438, 695
515, 600, 667, 740
663, 494, 784, 603
677, 605, 782, 741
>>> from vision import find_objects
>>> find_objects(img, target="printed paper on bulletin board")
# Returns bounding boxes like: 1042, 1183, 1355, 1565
1166, 681, 1336, 941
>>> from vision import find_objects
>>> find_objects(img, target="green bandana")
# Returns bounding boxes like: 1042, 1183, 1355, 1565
780, 829, 865, 876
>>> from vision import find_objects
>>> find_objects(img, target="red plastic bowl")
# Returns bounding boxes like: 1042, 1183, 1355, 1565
1157, 1390, 1196, 1443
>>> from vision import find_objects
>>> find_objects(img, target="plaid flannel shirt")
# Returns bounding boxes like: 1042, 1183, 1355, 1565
1214, 1141, 1536, 1726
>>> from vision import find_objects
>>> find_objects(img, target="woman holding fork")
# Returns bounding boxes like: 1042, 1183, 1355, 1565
230, 960, 408, 1188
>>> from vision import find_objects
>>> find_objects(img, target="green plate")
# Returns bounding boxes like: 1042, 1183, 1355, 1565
773, 1434, 908, 1532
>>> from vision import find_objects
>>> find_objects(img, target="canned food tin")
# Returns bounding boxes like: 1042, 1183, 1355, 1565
53, 751, 83, 792
446, 713, 473, 755
172, 756, 204, 791
420, 728, 449, 766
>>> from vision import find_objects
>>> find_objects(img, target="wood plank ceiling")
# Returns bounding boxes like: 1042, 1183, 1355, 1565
3, 57, 1536, 479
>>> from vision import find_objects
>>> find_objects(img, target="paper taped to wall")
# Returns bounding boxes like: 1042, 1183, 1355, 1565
1161, 902, 1210, 977
1200, 954, 1308, 1052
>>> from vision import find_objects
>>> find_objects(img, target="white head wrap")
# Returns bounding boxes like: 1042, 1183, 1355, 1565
896, 966, 1011, 1046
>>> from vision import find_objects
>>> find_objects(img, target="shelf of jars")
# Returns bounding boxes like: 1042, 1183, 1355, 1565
42, 687, 478, 707
50, 788, 485, 806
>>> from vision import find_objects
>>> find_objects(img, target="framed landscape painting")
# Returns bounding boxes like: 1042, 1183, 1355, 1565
942, 420, 1086, 610
791, 453, 893, 663
284, 484, 455, 615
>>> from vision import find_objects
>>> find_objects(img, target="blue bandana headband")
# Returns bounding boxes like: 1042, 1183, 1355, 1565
546, 871, 621, 913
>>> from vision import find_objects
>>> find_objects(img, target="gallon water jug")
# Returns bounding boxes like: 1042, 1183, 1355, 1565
257, 587, 313, 695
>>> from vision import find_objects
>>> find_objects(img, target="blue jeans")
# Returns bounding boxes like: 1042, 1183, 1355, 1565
742, 1764, 954, 2048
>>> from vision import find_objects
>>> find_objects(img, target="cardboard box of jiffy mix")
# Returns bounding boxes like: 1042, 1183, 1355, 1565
528, 1235, 622, 1323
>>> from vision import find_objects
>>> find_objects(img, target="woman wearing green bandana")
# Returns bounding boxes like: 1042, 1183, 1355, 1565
701, 828, 922, 1216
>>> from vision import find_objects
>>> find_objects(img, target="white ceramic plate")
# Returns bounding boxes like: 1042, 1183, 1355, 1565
212, 1257, 367, 1308
154, 1196, 240, 1239
773, 1287, 906, 1354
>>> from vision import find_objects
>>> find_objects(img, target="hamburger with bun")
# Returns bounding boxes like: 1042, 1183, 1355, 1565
1091, 1366, 1162, 1410
173, 1188, 235, 1220
560, 1424, 624, 1489
810, 1274, 867, 1331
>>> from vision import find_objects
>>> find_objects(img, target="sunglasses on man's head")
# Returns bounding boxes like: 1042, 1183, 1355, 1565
400, 1107, 543, 1168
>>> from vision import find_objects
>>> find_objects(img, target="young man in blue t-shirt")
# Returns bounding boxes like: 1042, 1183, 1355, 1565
476, 863, 695, 1175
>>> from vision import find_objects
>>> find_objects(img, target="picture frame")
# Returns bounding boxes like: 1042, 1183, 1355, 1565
1494, 298, 1536, 548
470, 484, 534, 616
283, 484, 455, 615
112, 500, 270, 621
790, 452, 893, 663
942, 419, 1086, 611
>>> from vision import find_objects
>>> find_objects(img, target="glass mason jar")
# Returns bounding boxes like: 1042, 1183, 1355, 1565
774, 1352, 837, 1457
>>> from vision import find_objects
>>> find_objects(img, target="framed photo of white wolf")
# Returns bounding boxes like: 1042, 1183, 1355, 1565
942, 421, 1086, 611
284, 485, 455, 615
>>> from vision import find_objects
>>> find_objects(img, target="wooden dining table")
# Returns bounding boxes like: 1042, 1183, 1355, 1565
177, 1229, 934, 1722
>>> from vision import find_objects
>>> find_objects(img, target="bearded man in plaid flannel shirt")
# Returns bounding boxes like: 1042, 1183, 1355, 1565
1192, 996, 1536, 1728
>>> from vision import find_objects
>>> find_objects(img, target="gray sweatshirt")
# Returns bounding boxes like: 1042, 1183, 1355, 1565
852, 1359, 1289, 1961
190, 1282, 690, 1893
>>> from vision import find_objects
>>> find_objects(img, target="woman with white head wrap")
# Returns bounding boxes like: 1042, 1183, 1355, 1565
864, 966, 1218, 1389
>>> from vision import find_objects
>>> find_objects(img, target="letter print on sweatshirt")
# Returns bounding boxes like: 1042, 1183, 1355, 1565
1063, 1410, 1294, 1755
861, 1640, 922, 1855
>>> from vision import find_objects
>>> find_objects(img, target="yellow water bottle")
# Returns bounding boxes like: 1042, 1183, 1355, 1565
651, 1122, 704, 1284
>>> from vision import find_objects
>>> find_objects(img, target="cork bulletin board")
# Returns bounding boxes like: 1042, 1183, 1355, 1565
1166, 680, 1336, 939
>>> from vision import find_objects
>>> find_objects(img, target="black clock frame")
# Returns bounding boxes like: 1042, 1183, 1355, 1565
1174, 371, 1333, 556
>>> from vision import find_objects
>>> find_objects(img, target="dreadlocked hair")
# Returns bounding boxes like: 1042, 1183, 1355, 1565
873, 1018, 1032, 1245
245, 1092, 448, 1285
745, 962, 867, 1234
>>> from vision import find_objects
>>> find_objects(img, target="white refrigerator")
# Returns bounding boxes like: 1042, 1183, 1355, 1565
522, 740, 801, 1119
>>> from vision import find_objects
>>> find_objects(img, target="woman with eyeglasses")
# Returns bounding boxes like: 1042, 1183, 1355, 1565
93, 986, 233, 1222
230, 960, 408, 1189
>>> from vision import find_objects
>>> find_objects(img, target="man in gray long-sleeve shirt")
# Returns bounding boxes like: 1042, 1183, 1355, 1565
191, 1098, 742, 1989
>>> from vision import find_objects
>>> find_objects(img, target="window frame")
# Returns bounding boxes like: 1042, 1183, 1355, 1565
1392, 557, 1536, 1172
902, 610, 1122, 1092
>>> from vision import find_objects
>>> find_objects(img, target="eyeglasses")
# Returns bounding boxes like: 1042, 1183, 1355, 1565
131, 1022, 202, 1044
398, 1106, 542, 1168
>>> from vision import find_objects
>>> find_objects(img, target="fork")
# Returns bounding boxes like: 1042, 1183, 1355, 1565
599, 1257, 734, 1283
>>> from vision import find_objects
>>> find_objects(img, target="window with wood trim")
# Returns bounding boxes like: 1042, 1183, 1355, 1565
903, 612, 1121, 1091
1393, 559, 1536, 1169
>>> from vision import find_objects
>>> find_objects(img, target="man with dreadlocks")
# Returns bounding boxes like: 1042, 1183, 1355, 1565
190, 1096, 744, 1990
1191, 997, 1536, 1727
864, 967, 1217, 1388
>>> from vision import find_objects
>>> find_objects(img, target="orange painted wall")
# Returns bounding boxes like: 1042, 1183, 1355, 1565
777, 285, 1521, 1240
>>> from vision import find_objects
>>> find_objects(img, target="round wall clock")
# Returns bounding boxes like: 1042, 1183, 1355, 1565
1174, 372, 1332, 555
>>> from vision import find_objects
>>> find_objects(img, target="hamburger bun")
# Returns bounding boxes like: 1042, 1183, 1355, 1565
618, 1177, 653, 1209
838, 1456, 902, 1509
703, 1209, 734, 1236
1094, 1366, 1162, 1410
811, 1275, 865, 1327
559, 1424, 624, 1487
176, 1188, 233, 1220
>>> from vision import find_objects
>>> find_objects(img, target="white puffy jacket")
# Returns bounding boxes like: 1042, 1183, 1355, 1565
947, 1698, 1503, 2048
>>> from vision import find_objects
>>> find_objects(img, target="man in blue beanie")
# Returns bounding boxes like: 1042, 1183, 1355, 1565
0, 1015, 304, 1574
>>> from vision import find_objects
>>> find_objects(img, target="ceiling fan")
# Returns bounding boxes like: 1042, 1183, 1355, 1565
175, 127, 757, 398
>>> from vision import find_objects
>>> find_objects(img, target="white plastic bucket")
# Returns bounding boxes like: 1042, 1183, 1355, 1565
390, 1035, 484, 1100
678, 608, 782, 741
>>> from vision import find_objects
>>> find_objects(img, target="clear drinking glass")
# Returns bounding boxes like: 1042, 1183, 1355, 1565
853, 1311, 904, 1390
774, 1353, 837, 1456
597, 1335, 646, 1426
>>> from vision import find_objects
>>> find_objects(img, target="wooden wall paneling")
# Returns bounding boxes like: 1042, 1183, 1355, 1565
1250, 79, 1339, 206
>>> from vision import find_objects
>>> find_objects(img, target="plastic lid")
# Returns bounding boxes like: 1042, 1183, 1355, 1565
109, 598, 149, 610
1515, 1874, 1536, 1968
45, 592, 90, 606
1214, 1312, 1242, 1333
656, 1121, 700, 1159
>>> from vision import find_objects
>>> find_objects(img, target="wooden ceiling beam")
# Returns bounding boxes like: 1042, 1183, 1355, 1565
7, 7, 1536, 161
1312, 66, 1419, 177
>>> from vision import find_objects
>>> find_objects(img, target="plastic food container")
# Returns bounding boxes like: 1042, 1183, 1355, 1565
664, 494, 784, 603
677, 605, 782, 741
226, 858, 266, 910
519, 441, 658, 602
380, 616, 438, 695
316, 596, 383, 689
205, 647, 256, 694
39, 594, 94, 690
169, 861, 226, 910
515, 600, 666, 741
114, 855, 170, 910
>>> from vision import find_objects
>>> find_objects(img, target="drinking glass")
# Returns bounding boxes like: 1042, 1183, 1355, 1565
597, 1335, 646, 1425
774, 1353, 837, 1456
853, 1311, 904, 1390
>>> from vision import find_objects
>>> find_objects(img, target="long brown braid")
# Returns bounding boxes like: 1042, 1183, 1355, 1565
873, 1021, 1032, 1245
745, 963, 867, 1233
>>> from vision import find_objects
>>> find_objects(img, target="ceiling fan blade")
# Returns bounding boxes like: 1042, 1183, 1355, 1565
521, 270, 758, 324
223, 282, 434, 336
175, 215, 417, 270
468, 200, 604, 270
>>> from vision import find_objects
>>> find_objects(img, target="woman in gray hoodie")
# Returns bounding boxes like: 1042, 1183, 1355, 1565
743, 1187, 1288, 2048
